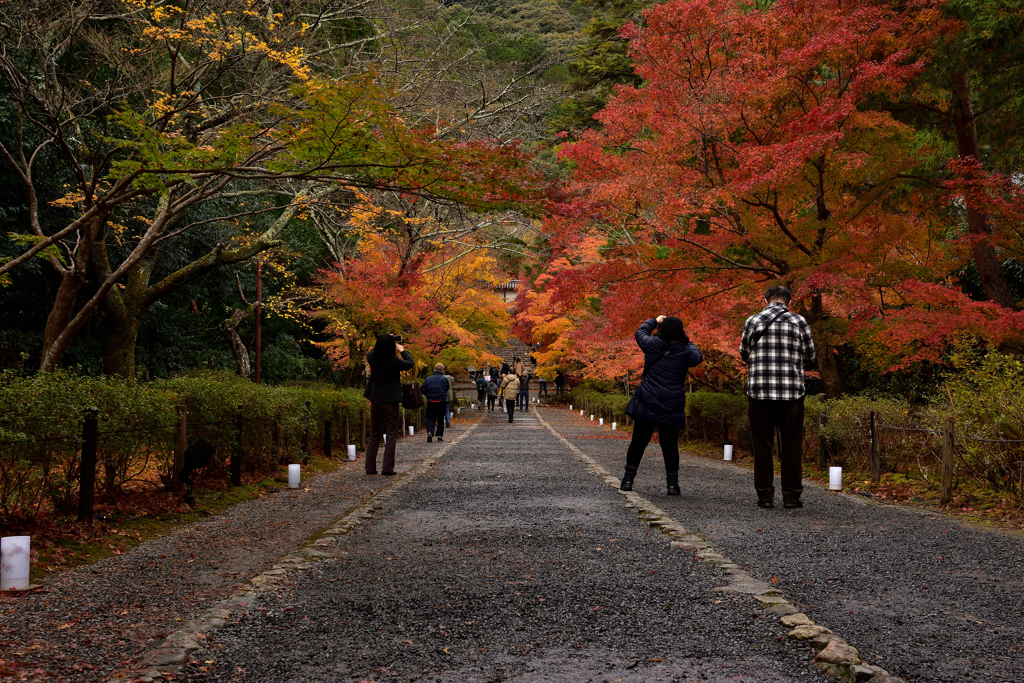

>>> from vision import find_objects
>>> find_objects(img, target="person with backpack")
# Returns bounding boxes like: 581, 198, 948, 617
475, 374, 488, 410
420, 363, 451, 442
443, 366, 455, 427
499, 372, 521, 423
487, 377, 499, 412
620, 316, 703, 495
363, 334, 414, 475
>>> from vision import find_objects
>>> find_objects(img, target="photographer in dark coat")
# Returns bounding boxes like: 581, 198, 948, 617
364, 334, 414, 475
621, 316, 703, 495
420, 363, 450, 442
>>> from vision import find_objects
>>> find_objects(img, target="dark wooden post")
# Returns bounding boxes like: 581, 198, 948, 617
78, 407, 99, 523
323, 417, 333, 459
231, 410, 243, 487
173, 405, 187, 494
722, 416, 729, 446
940, 419, 954, 505
870, 411, 881, 483
343, 412, 350, 451
360, 409, 367, 450
818, 413, 829, 471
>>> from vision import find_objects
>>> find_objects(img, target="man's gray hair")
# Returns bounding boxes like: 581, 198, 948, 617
764, 285, 791, 302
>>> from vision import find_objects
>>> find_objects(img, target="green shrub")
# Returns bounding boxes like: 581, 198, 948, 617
685, 391, 747, 443
0, 371, 369, 526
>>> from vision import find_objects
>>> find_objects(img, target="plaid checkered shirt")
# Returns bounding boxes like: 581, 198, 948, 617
739, 303, 816, 401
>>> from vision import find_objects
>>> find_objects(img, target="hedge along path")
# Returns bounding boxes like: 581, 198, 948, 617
532, 409, 908, 683
109, 415, 485, 683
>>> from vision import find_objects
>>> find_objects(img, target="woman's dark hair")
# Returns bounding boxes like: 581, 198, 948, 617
370, 333, 397, 362
656, 316, 689, 344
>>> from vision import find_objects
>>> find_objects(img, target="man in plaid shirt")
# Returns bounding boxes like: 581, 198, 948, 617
739, 285, 816, 509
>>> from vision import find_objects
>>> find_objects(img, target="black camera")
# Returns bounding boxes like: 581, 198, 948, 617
392, 334, 403, 344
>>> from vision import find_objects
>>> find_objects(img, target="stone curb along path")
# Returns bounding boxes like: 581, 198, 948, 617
532, 409, 907, 683
110, 417, 485, 683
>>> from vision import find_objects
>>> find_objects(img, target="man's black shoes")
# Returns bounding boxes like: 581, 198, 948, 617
757, 501, 774, 509
783, 501, 803, 509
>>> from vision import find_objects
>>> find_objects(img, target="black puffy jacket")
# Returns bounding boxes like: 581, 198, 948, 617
625, 318, 703, 429
365, 349, 414, 404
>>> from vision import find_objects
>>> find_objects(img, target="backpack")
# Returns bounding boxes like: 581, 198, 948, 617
476, 377, 487, 391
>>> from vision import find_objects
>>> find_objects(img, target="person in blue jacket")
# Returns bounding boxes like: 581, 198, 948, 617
621, 315, 703, 495
420, 363, 451, 442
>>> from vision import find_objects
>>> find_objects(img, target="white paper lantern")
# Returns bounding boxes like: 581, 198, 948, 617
457, 408, 461, 415
599, 418, 604, 426
408, 425, 414, 436
723, 443, 733, 461
288, 464, 301, 488
471, 403, 475, 410
347, 444, 356, 461
612, 422, 617, 431
580, 410, 584, 416
569, 404, 573, 410
590, 414, 594, 421
1, 536, 30, 590
829, 466, 843, 491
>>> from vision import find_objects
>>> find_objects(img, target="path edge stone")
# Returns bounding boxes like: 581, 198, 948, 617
109, 416, 485, 683
533, 408, 908, 683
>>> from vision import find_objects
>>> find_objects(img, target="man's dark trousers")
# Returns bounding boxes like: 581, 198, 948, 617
425, 400, 446, 438
748, 397, 804, 504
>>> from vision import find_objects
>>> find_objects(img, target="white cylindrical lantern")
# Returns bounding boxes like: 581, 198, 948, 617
612, 422, 617, 431
288, 464, 301, 489
383, 434, 387, 444
408, 425, 414, 436
471, 403, 475, 410
569, 404, 573, 410
1, 536, 30, 590
580, 410, 584, 416
829, 466, 843, 491
457, 408, 461, 415
347, 445, 356, 461
590, 414, 594, 421
723, 443, 733, 461
599, 418, 604, 426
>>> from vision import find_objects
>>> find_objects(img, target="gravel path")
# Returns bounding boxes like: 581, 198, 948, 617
0, 413, 472, 683
175, 407, 820, 682
540, 407, 1024, 683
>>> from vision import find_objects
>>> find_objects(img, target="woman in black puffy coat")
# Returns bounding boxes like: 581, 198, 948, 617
621, 316, 703, 495
363, 334, 414, 475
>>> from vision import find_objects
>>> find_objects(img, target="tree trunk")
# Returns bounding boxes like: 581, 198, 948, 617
951, 71, 1017, 310
219, 305, 254, 377
101, 300, 142, 378
810, 294, 842, 399
39, 216, 105, 371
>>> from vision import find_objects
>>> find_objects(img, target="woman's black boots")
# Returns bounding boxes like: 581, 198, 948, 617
666, 472, 681, 496
620, 465, 637, 491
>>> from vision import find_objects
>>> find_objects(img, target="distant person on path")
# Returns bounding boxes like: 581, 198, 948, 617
518, 372, 531, 411
475, 374, 488, 410
514, 355, 525, 377
487, 378, 499, 412
420, 363, 450, 443
554, 371, 565, 395
739, 285, 816, 509
621, 316, 703, 495
499, 372, 521, 423
538, 375, 547, 395
363, 334, 414, 475
501, 360, 511, 377
443, 367, 455, 427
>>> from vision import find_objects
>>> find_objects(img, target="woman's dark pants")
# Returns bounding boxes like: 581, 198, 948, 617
366, 402, 401, 474
505, 399, 515, 422
625, 416, 679, 473
748, 397, 804, 504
